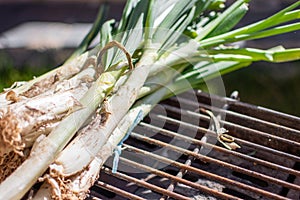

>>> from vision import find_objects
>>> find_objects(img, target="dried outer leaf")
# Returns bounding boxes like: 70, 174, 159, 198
5, 90, 25, 103
3, 66, 96, 108
99, 20, 115, 69
53, 66, 97, 93
35, 158, 102, 200
0, 86, 87, 156
111, 14, 144, 67
21, 54, 98, 98
0, 149, 30, 183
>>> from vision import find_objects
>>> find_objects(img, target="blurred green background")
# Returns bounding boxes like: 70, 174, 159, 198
222, 61, 300, 116
0, 51, 50, 90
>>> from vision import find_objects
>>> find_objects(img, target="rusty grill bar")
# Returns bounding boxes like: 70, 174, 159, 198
89, 90, 300, 200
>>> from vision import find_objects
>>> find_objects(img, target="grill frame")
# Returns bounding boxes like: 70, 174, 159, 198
90, 90, 300, 200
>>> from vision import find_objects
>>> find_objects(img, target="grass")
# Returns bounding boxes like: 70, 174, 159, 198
0, 52, 54, 91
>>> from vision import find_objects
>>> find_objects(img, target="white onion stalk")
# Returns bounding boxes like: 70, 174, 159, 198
52, 65, 150, 175
30, 48, 157, 199
0, 86, 86, 157
32, 62, 175, 199
0, 44, 112, 184
32, 93, 161, 200
0, 64, 99, 158
0, 65, 126, 200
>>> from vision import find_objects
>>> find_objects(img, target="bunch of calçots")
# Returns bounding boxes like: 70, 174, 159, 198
0, 0, 299, 199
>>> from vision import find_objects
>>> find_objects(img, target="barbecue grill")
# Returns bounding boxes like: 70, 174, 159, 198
88, 90, 300, 200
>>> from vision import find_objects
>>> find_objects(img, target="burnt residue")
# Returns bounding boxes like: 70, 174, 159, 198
0, 148, 30, 183
0, 108, 24, 156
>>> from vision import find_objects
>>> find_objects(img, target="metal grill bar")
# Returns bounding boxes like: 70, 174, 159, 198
137, 122, 300, 177
161, 103, 300, 154
171, 96, 300, 142
160, 91, 232, 200
130, 132, 300, 191
233, 138, 300, 163
160, 144, 200, 200
89, 196, 101, 200
149, 111, 300, 163
187, 90, 300, 130
123, 144, 289, 200
95, 181, 145, 200
102, 168, 193, 200
145, 113, 300, 163
118, 157, 242, 200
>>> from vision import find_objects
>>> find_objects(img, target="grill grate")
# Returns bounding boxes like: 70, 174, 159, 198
89, 90, 300, 200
